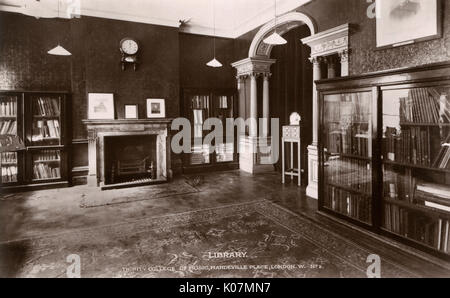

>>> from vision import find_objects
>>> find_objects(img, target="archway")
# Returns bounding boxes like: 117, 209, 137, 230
248, 11, 317, 58
231, 11, 318, 189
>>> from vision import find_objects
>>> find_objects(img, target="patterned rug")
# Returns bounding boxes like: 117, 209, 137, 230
79, 179, 200, 208
0, 200, 417, 278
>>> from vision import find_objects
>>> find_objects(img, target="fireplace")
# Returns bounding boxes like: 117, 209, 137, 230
82, 119, 172, 190
104, 135, 157, 185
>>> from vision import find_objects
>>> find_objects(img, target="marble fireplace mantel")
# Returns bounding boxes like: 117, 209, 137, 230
82, 119, 173, 188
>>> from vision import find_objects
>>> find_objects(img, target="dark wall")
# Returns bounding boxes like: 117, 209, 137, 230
0, 12, 180, 171
270, 26, 312, 182
179, 33, 236, 90
235, 0, 450, 75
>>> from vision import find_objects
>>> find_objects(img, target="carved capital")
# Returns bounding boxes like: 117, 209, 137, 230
87, 129, 98, 142
338, 49, 350, 63
308, 56, 323, 65
263, 72, 272, 80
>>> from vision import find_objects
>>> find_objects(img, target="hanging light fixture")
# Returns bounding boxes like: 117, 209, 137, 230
206, 0, 222, 68
48, 0, 72, 56
263, 0, 287, 45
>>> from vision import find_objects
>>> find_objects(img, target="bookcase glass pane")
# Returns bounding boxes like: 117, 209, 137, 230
189, 95, 210, 165
322, 91, 372, 224
30, 95, 61, 146
382, 86, 450, 255
1, 152, 18, 183
214, 95, 234, 163
32, 149, 62, 181
0, 95, 18, 137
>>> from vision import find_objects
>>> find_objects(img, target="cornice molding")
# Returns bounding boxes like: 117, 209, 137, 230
301, 23, 351, 58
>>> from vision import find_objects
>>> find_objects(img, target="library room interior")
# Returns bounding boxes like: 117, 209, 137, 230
0, 0, 450, 278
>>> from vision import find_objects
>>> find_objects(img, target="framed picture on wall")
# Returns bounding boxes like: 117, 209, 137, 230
146, 99, 165, 118
88, 93, 115, 120
376, 0, 442, 48
124, 104, 138, 119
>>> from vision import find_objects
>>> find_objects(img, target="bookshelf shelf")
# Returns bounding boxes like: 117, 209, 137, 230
326, 152, 371, 161
383, 160, 450, 173
327, 182, 371, 197
318, 62, 450, 259
34, 159, 60, 163
0, 91, 69, 191
384, 198, 450, 219
400, 122, 450, 127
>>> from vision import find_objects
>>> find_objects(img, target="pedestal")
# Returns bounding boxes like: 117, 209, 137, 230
239, 136, 274, 174
306, 145, 318, 199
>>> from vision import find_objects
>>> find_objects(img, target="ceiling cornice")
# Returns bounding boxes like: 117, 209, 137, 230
0, 0, 313, 39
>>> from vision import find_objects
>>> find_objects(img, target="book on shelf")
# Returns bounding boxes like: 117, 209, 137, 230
325, 185, 371, 223
32, 119, 60, 141
327, 126, 370, 157
33, 163, 61, 180
1, 165, 17, 183
415, 182, 450, 212
384, 126, 438, 167
384, 203, 450, 253
34, 150, 61, 162
191, 96, 208, 110
400, 88, 449, 124
0, 152, 17, 164
383, 164, 416, 202
218, 96, 228, 109
0, 120, 17, 135
34, 97, 60, 116
0, 97, 17, 117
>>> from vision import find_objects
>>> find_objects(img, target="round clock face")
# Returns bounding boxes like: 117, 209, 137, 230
120, 39, 139, 55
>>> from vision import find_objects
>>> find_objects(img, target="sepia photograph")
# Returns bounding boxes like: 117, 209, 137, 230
0, 0, 449, 286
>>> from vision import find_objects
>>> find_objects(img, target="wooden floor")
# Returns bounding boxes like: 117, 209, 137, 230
0, 170, 449, 277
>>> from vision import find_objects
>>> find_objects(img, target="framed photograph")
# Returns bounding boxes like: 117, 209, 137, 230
146, 99, 165, 118
88, 93, 115, 120
124, 104, 138, 119
376, 0, 442, 48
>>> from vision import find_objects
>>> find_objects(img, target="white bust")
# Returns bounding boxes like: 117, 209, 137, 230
289, 112, 301, 125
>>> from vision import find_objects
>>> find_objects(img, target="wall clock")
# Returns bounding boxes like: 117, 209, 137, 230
120, 38, 139, 71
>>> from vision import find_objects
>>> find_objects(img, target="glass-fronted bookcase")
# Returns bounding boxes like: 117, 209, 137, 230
0, 91, 70, 192
318, 62, 450, 259
182, 88, 238, 173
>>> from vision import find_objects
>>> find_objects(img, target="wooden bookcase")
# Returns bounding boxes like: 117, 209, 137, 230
317, 62, 450, 259
0, 91, 70, 192
181, 88, 238, 173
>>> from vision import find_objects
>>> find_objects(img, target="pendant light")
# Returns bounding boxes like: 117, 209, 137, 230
263, 0, 287, 45
206, 0, 222, 68
48, 0, 72, 56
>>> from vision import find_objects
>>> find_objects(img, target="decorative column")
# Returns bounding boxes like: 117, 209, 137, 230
231, 57, 276, 174
339, 49, 349, 77
301, 23, 351, 199
309, 56, 322, 146
250, 73, 258, 138
262, 73, 271, 137
236, 76, 242, 91
87, 129, 98, 186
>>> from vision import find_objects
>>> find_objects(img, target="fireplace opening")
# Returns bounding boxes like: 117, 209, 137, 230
104, 135, 157, 185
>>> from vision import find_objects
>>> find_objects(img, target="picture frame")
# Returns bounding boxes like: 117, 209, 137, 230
376, 0, 442, 48
146, 99, 165, 118
88, 93, 115, 120
124, 104, 138, 119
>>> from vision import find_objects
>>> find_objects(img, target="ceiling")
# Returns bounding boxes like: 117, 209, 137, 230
0, 0, 312, 38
